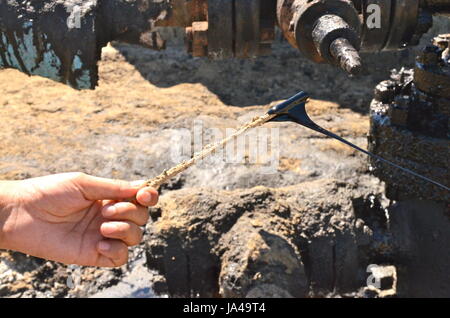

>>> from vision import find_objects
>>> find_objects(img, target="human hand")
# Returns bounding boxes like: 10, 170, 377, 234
0, 173, 158, 267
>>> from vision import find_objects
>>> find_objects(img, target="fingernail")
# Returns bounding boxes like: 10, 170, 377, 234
140, 191, 152, 205
102, 223, 118, 234
131, 180, 145, 188
98, 241, 110, 252
103, 205, 117, 217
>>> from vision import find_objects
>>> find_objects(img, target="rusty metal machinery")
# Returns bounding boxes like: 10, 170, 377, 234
0, 0, 450, 89
0, 0, 177, 89
185, 0, 277, 59
369, 34, 450, 202
366, 35, 449, 298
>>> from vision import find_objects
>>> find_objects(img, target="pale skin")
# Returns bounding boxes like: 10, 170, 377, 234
0, 172, 158, 267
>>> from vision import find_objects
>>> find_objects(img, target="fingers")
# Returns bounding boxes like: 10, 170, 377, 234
71, 173, 159, 206
100, 221, 143, 246
98, 186, 158, 255
102, 202, 149, 226
97, 239, 128, 267
72, 173, 143, 201
98, 200, 150, 267
136, 187, 159, 207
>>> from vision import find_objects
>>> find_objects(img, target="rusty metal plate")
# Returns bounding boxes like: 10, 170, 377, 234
384, 0, 419, 50
208, 0, 234, 59
0, 0, 100, 89
361, 0, 392, 52
259, 0, 276, 44
235, 0, 261, 58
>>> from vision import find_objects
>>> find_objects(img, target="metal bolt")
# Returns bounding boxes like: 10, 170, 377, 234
311, 14, 362, 75
330, 38, 362, 75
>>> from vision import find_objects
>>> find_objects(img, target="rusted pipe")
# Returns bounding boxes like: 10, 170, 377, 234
277, 0, 362, 71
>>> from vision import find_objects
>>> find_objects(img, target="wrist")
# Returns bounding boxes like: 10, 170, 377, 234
0, 181, 20, 250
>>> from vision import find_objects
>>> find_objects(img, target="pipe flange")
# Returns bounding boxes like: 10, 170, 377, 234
293, 0, 361, 63
311, 14, 360, 64
276, 0, 300, 49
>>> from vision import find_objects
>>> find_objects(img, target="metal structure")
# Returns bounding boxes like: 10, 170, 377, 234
1, 0, 450, 88
369, 34, 450, 202
365, 35, 450, 296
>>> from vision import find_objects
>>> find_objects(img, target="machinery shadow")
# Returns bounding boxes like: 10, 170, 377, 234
112, 41, 415, 114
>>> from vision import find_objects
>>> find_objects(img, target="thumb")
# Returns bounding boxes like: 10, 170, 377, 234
73, 173, 143, 201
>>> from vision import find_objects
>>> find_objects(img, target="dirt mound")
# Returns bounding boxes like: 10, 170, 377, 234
146, 180, 388, 297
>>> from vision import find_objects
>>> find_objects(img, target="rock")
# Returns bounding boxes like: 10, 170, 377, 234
218, 214, 307, 298
0, 251, 127, 298
389, 200, 450, 297
146, 179, 385, 297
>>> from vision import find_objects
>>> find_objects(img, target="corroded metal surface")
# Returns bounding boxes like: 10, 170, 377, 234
0, 0, 100, 89
360, 0, 392, 52
330, 38, 362, 75
414, 38, 450, 98
207, 0, 234, 59
277, 0, 363, 73
276, 0, 448, 72
185, 21, 208, 57
235, 0, 261, 58
0, 0, 180, 89
383, 0, 420, 51
187, 0, 277, 59
369, 55, 450, 201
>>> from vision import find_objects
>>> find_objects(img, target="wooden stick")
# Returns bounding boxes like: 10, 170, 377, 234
145, 112, 277, 189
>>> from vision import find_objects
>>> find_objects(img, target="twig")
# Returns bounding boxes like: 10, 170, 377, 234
145, 112, 277, 189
